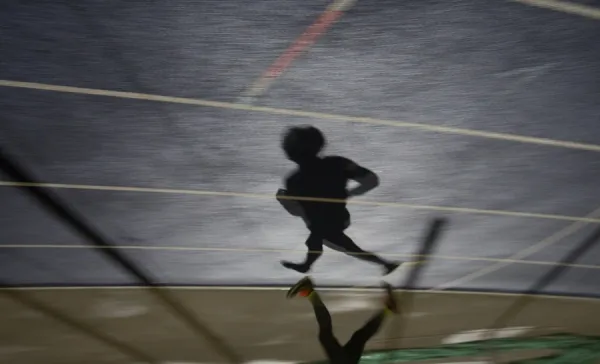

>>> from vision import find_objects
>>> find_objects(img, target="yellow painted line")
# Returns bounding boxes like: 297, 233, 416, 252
3, 181, 600, 224
2, 80, 600, 152
434, 206, 600, 289
2, 243, 600, 271
510, 0, 600, 20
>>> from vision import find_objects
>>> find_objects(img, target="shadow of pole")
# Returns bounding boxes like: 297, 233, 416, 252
0, 281, 158, 363
386, 218, 449, 350
0, 145, 243, 364
485, 225, 600, 362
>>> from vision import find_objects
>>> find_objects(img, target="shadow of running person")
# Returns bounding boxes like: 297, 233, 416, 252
276, 125, 401, 276
286, 276, 398, 364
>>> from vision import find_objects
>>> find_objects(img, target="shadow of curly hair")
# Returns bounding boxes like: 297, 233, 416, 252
281, 125, 327, 164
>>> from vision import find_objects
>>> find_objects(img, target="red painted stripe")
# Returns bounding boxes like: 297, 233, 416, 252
262, 9, 344, 80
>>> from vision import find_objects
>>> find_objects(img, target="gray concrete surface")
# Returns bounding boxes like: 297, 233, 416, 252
1, 0, 600, 294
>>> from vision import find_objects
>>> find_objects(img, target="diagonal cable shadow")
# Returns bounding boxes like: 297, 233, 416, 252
0, 145, 242, 363
385, 218, 448, 350
0, 282, 158, 363
483, 224, 600, 361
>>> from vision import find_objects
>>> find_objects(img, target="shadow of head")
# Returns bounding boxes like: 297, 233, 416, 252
282, 125, 326, 165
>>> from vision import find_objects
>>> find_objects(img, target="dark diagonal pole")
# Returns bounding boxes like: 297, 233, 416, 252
490, 225, 600, 330
0, 146, 242, 363
0, 283, 158, 363
483, 225, 600, 362
386, 217, 448, 349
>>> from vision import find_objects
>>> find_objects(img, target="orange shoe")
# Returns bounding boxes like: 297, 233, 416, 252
286, 276, 315, 299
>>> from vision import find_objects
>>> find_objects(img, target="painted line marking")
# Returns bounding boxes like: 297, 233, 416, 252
434, 205, 600, 290
242, 0, 356, 100
3, 243, 600, 271
2, 181, 600, 224
2, 80, 600, 153
442, 327, 532, 344
509, 0, 600, 20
